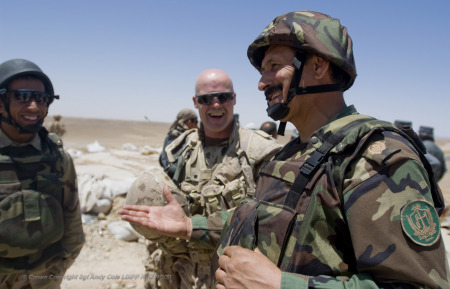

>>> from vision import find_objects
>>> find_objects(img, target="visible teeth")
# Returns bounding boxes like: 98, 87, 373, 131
24, 116, 38, 121
270, 93, 281, 100
208, 110, 225, 117
267, 93, 280, 101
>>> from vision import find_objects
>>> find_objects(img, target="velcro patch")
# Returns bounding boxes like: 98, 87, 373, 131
401, 200, 440, 246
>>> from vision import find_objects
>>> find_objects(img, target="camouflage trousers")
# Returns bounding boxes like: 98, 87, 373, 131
144, 241, 211, 289
0, 256, 69, 289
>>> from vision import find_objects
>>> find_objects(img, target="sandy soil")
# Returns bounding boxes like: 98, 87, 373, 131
41, 116, 450, 289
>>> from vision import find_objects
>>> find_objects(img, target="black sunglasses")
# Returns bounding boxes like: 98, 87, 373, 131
8, 89, 58, 104
195, 91, 234, 105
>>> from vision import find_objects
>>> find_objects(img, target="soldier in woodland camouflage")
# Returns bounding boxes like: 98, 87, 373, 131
212, 11, 450, 288
120, 69, 282, 289
0, 59, 84, 288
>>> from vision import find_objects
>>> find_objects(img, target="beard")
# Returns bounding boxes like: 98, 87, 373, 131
18, 119, 44, 134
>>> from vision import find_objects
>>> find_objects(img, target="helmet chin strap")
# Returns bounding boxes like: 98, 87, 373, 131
0, 110, 44, 134
266, 52, 343, 136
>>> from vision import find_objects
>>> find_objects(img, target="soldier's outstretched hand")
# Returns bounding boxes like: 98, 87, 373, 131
119, 185, 192, 240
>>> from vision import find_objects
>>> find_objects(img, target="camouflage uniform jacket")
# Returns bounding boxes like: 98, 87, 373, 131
164, 120, 282, 252
0, 127, 84, 274
215, 106, 450, 288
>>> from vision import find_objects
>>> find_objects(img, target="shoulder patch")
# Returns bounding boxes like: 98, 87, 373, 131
401, 200, 440, 246
368, 141, 386, 155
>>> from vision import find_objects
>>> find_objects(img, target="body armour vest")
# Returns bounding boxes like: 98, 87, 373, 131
216, 114, 444, 281
0, 129, 66, 272
165, 123, 260, 221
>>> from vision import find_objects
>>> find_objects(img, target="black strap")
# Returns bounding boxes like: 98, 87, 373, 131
390, 127, 445, 215
284, 119, 370, 210
293, 83, 344, 96
277, 122, 287, 136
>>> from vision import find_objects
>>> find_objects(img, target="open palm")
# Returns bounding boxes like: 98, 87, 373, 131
119, 185, 192, 240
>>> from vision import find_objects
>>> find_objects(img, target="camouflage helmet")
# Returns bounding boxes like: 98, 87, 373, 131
54, 114, 62, 121
0, 59, 55, 95
125, 168, 188, 240
247, 11, 356, 90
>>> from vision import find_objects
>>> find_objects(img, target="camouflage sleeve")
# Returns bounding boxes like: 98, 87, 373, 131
189, 210, 232, 250
60, 150, 85, 267
281, 131, 450, 288
248, 133, 283, 178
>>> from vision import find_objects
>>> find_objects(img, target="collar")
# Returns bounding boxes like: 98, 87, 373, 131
300, 105, 360, 146
0, 129, 42, 151
324, 105, 358, 126
198, 119, 239, 146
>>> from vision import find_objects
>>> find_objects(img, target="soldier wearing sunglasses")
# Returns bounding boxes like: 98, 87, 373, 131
121, 69, 283, 289
0, 59, 84, 288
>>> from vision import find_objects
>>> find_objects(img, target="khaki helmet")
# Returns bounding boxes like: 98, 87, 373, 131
54, 114, 62, 121
248, 11, 356, 91
125, 168, 188, 240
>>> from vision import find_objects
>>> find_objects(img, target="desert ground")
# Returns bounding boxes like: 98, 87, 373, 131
41, 116, 450, 289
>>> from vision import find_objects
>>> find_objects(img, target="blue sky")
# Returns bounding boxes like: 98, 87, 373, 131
3, 0, 450, 138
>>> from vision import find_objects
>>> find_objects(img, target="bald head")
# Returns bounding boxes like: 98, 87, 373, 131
192, 69, 236, 139
195, 69, 234, 95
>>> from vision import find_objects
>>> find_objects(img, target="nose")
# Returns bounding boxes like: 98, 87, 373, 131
211, 97, 222, 107
25, 98, 41, 110
258, 72, 273, 92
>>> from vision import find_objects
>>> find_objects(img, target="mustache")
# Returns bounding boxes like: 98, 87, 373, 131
264, 84, 283, 101
207, 108, 226, 115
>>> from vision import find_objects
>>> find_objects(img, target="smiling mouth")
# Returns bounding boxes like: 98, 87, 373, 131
22, 115, 40, 123
266, 93, 283, 107
208, 109, 225, 118
265, 84, 284, 106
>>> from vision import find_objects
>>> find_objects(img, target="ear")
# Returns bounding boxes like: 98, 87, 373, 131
314, 56, 330, 80
0, 99, 5, 115
192, 96, 199, 108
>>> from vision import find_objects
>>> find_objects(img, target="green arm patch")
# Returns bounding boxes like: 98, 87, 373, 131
401, 200, 440, 246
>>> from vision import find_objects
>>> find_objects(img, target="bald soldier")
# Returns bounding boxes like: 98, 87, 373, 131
121, 69, 282, 289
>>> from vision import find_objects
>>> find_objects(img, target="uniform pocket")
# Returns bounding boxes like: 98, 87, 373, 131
202, 184, 224, 214
0, 181, 21, 195
0, 157, 22, 195
221, 179, 245, 209
0, 190, 64, 258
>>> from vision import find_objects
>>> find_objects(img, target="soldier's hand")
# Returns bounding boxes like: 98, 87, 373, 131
119, 185, 192, 240
215, 246, 282, 289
